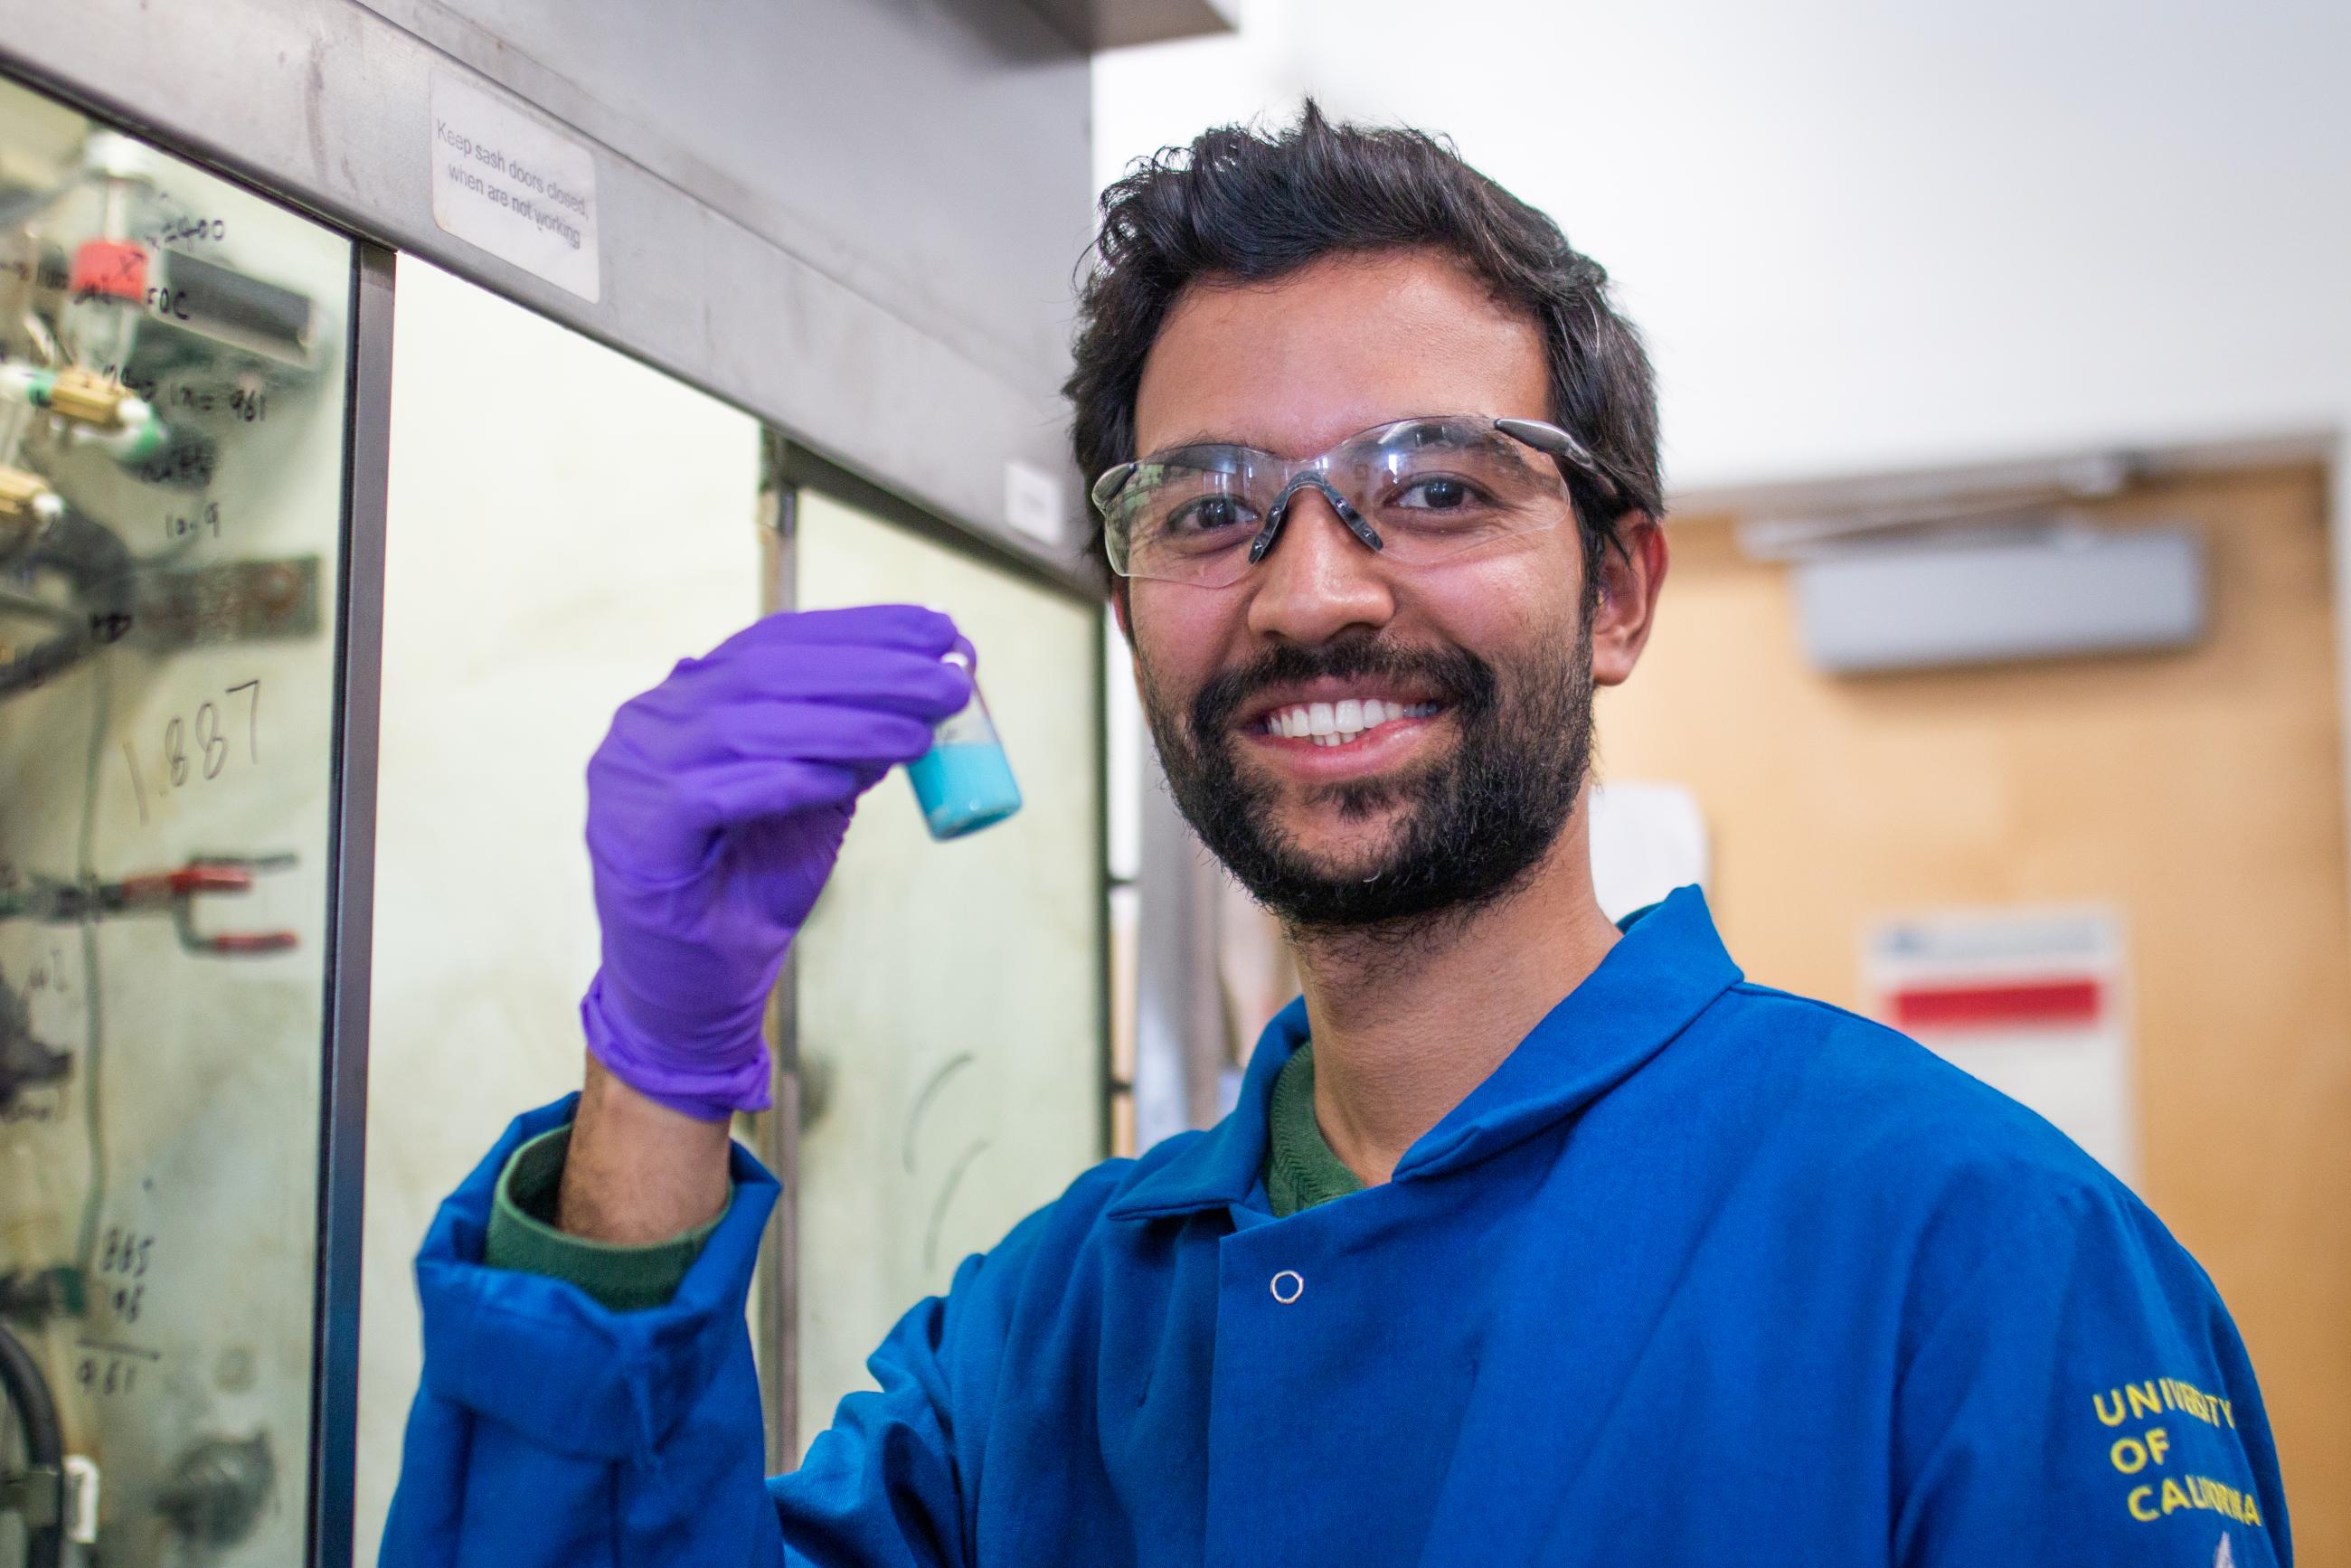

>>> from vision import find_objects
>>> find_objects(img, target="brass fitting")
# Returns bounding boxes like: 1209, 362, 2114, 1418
42, 367, 133, 429
0, 467, 58, 553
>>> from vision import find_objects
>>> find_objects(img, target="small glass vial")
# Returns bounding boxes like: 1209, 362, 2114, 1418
905, 651, 1023, 840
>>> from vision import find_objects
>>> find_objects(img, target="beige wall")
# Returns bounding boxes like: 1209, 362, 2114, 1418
1600, 464, 2351, 1556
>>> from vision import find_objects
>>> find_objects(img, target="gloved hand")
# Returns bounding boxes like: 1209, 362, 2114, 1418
579, 605, 973, 1120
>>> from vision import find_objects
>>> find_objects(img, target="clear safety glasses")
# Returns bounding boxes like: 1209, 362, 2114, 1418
1090, 413, 1617, 588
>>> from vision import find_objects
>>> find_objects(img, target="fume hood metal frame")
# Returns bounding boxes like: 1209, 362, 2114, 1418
0, 0, 1101, 598
312, 240, 392, 1568
0, 5, 1157, 1525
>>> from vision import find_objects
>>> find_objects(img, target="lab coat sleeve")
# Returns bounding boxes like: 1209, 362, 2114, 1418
380, 1097, 788, 1568
762, 1179, 1095, 1568
1892, 1173, 2291, 1566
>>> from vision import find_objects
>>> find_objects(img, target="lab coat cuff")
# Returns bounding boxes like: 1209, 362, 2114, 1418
410, 1096, 780, 1462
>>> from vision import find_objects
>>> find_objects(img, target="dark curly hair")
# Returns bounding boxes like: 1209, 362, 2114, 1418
1066, 101, 1662, 591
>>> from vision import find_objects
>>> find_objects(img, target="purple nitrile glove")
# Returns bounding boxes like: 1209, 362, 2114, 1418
580, 605, 974, 1121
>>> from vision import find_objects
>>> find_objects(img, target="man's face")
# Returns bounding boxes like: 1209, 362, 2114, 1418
1119, 248, 1659, 930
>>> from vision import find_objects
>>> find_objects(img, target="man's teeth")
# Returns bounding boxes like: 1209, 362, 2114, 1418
1263, 699, 1441, 746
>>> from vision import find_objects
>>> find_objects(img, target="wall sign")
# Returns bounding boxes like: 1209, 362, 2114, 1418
429, 72, 601, 302
1864, 906, 2137, 1181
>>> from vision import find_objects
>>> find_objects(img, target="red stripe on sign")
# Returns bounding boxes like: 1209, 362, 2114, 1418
1892, 978, 2102, 1030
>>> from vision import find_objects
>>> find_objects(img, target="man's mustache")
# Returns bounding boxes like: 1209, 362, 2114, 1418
1188, 635, 1497, 744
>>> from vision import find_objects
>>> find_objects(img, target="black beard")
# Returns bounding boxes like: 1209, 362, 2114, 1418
1139, 619, 1595, 933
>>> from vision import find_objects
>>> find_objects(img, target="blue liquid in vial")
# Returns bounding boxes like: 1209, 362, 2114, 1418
906, 650, 1022, 839
907, 741, 1023, 839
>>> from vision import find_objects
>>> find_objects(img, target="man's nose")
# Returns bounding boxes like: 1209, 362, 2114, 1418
1244, 485, 1397, 645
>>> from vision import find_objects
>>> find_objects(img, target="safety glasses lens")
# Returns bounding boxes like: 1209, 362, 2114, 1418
1101, 419, 1569, 582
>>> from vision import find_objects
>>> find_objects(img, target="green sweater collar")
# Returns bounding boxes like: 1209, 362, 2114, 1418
1266, 1043, 1364, 1217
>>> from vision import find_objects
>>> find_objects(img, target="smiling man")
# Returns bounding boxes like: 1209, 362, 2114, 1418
382, 109, 2290, 1566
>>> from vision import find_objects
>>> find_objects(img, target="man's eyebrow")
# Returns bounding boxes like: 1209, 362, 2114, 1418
1148, 430, 1250, 451
1143, 431, 1292, 461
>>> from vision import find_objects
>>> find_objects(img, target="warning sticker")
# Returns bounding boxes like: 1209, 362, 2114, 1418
1863, 906, 2135, 1181
428, 73, 601, 302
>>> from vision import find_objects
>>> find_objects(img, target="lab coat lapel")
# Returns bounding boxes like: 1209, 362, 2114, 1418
1394, 885, 1743, 1185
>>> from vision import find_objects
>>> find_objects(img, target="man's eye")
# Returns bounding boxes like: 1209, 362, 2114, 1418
1393, 477, 1482, 511
1166, 496, 1257, 534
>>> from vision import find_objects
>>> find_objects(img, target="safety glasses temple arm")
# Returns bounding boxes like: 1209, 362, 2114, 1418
1493, 418, 1621, 502
1088, 462, 1138, 517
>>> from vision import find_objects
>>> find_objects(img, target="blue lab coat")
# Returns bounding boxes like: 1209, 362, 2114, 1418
381, 888, 2290, 1565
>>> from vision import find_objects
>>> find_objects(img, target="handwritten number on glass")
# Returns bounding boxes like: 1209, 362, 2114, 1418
124, 680, 262, 807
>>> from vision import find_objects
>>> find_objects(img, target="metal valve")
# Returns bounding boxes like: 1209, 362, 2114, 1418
113, 856, 300, 956
0, 855, 300, 955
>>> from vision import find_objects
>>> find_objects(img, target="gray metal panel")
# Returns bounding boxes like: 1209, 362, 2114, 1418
1022, 0, 1241, 50
1680, 429, 2339, 541
756, 482, 799, 1471
355, 0, 1093, 399
308, 241, 395, 1568
1132, 776, 1226, 1147
1794, 526, 2207, 675
0, 0, 1100, 594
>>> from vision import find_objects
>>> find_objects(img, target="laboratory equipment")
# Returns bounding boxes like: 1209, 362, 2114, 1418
0, 69, 369, 1568
905, 651, 1024, 840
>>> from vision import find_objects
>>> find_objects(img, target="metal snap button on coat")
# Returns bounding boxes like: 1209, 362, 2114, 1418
1270, 1270, 1305, 1304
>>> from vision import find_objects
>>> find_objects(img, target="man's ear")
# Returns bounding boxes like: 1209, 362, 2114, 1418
1589, 515, 1667, 688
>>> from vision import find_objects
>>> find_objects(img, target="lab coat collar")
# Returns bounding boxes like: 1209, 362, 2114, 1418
1103, 884, 1741, 1223
1101, 992, 1298, 1223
